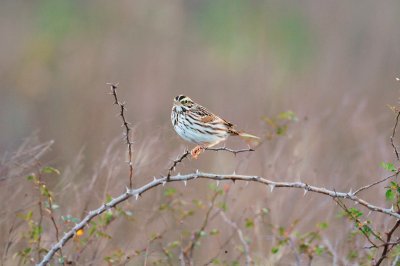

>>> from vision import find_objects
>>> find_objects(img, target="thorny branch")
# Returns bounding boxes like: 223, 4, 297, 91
108, 83, 134, 188
166, 147, 253, 181
38, 167, 400, 265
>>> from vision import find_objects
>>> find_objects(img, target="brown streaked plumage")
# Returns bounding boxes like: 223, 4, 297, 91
171, 95, 259, 158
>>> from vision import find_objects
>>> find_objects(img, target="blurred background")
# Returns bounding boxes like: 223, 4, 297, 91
1, 0, 400, 265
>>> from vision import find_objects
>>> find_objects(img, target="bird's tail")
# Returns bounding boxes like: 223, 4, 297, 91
238, 132, 261, 146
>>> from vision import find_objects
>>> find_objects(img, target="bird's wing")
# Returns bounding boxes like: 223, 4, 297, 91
194, 105, 235, 128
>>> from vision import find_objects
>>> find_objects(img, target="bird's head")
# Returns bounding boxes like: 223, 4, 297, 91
173, 95, 194, 110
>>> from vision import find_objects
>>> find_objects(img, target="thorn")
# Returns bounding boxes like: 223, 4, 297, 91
367, 211, 372, 217
303, 189, 308, 196
269, 184, 275, 192
162, 181, 167, 186
125, 186, 130, 193
391, 205, 395, 212
183, 180, 187, 186
177, 172, 181, 176
233, 171, 236, 175
196, 169, 199, 174
216, 180, 220, 187
354, 201, 358, 205
232, 179, 236, 183
135, 194, 139, 200
153, 176, 157, 182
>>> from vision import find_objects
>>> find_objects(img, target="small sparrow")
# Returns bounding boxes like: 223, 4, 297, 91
171, 95, 259, 158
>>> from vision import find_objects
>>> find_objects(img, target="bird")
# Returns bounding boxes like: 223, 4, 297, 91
171, 95, 260, 158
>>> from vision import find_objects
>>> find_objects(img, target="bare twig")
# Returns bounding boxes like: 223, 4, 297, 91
2, 218, 17, 266
206, 146, 254, 155
34, 162, 64, 265
182, 191, 219, 265
108, 83, 134, 188
390, 110, 400, 161
203, 230, 237, 265
353, 171, 399, 195
219, 211, 251, 266
167, 149, 190, 181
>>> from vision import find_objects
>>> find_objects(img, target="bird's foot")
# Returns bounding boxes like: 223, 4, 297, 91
190, 145, 205, 159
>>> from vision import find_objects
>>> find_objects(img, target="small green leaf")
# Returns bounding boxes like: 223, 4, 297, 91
41, 166, 61, 175
26, 174, 35, 181
105, 194, 113, 203
26, 211, 33, 221
380, 162, 397, 172
271, 246, 280, 254
168, 241, 181, 248
211, 258, 220, 264
278, 111, 298, 121
361, 224, 372, 236
208, 183, 224, 194
276, 125, 288, 136
40, 185, 52, 198
386, 189, 395, 201
104, 211, 114, 225
245, 218, 254, 229
210, 229, 220, 236
317, 222, 328, 230
164, 188, 177, 197
315, 245, 325, 256
31, 225, 43, 241
348, 208, 363, 218
218, 202, 228, 212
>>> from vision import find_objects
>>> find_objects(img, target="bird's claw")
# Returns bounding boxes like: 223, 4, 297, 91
190, 146, 205, 159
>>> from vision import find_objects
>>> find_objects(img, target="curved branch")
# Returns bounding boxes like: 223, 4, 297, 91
38, 172, 400, 265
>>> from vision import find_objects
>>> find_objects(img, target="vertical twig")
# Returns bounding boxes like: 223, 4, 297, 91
35, 162, 64, 265
108, 83, 134, 188
219, 211, 252, 266
390, 110, 400, 161
183, 191, 219, 265
374, 220, 400, 266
